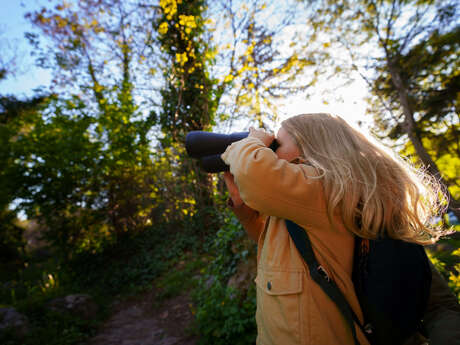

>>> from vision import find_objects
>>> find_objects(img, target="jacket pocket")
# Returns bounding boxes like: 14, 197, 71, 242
255, 268, 304, 345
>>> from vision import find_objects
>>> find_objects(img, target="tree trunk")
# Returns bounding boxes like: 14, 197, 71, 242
387, 63, 460, 222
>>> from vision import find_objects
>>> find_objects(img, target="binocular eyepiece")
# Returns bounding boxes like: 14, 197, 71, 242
185, 131, 279, 173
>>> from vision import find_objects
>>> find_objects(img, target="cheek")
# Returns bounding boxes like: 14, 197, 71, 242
276, 147, 292, 161
279, 146, 301, 161
275, 147, 284, 159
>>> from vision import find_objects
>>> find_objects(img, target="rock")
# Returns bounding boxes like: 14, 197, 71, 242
47, 294, 99, 319
227, 254, 257, 291
226, 235, 258, 291
205, 275, 216, 289
0, 307, 30, 339
2, 281, 14, 291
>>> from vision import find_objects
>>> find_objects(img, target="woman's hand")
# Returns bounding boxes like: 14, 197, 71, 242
223, 172, 244, 208
248, 127, 275, 147
223, 172, 263, 243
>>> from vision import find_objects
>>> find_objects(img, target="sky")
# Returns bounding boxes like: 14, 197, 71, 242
0, 0, 371, 131
0, 0, 53, 97
277, 80, 370, 131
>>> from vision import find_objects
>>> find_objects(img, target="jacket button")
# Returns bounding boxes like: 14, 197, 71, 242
267, 281, 272, 290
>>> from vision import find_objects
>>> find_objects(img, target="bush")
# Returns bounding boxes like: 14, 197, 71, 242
0, 211, 25, 262
427, 228, 460, 302
192, 210, 257, 345
66, 218, 202, 296
193, 282, 256, 345
447, 248, 460, 303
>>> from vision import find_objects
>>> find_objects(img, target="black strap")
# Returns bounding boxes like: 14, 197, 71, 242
285, 219, 364, 345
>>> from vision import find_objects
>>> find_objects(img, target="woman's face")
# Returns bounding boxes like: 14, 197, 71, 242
275, 127, 301, 162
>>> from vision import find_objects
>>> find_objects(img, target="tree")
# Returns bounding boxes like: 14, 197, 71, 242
370, 24, 460, 219
0, 95, 48, 260
155, 0, 317, 135
16, 0, 334, 251
155, 0, 219, 143
22, 0, 161, 254
302, 0, 460, 220
212, 0, 317, 128
153, 0, 221, 215
153, 0, 315, 210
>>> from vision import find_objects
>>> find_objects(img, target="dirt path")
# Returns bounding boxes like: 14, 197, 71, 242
88, 290, 198, 345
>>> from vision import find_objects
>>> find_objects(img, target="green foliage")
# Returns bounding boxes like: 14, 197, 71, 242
193, 282, 257, 345
154, 253, 205, 300
22, 1, 226, 252
155, 0, 220, 143
6, 0, 329, 260
0, 210, 25, 262
206, 212, 254, 281
22, 0, 172, 256
448, 248, 460, 303
192, 209, 257, 344
1, 89, 215, 261
154, 0, 222, 216
0, 95, 49, 262
66, 218, 203, 296
427, 230, 460, 302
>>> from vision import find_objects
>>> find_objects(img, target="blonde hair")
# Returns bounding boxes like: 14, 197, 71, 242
282, 113, 448, 245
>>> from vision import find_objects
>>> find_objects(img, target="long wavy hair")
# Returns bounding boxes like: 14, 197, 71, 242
281, 113, 448, 244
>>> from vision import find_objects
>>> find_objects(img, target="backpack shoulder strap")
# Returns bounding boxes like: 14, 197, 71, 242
285, 219, 366, 345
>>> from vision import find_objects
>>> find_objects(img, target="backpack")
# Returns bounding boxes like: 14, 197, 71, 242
285, 219, 432, 345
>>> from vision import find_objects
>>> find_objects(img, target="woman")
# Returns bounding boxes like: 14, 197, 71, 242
221, 113, 448, 345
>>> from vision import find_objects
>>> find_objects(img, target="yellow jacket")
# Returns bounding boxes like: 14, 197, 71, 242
222, 136, 370, 345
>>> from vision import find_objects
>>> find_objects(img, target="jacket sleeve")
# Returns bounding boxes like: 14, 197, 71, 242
229, 201, 267, 243
423, 262, 460, 345
221, 137, 326, 225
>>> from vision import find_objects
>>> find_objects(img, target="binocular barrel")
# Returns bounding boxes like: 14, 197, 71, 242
185, 131, 279, 173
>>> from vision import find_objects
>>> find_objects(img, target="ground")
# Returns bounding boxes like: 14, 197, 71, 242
88, 289, 198, 345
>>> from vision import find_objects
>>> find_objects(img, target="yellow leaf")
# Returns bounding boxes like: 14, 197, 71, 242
223, 74, 234, 83
158, 22, 168, 35
175, 52, 188, 66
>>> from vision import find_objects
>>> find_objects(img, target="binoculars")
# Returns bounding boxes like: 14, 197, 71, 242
185, 131, 279, 173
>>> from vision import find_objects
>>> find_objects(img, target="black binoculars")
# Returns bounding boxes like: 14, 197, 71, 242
185, 131, 279, 173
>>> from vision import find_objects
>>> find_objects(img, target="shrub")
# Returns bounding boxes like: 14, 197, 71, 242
0, 211, 25, 262
193, 282, 256, 345
192, 210, 257, 344
447, 248, 460, 303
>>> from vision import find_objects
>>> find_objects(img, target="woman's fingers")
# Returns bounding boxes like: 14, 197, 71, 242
223, 172, 243, 207
248, 127, 275, 147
